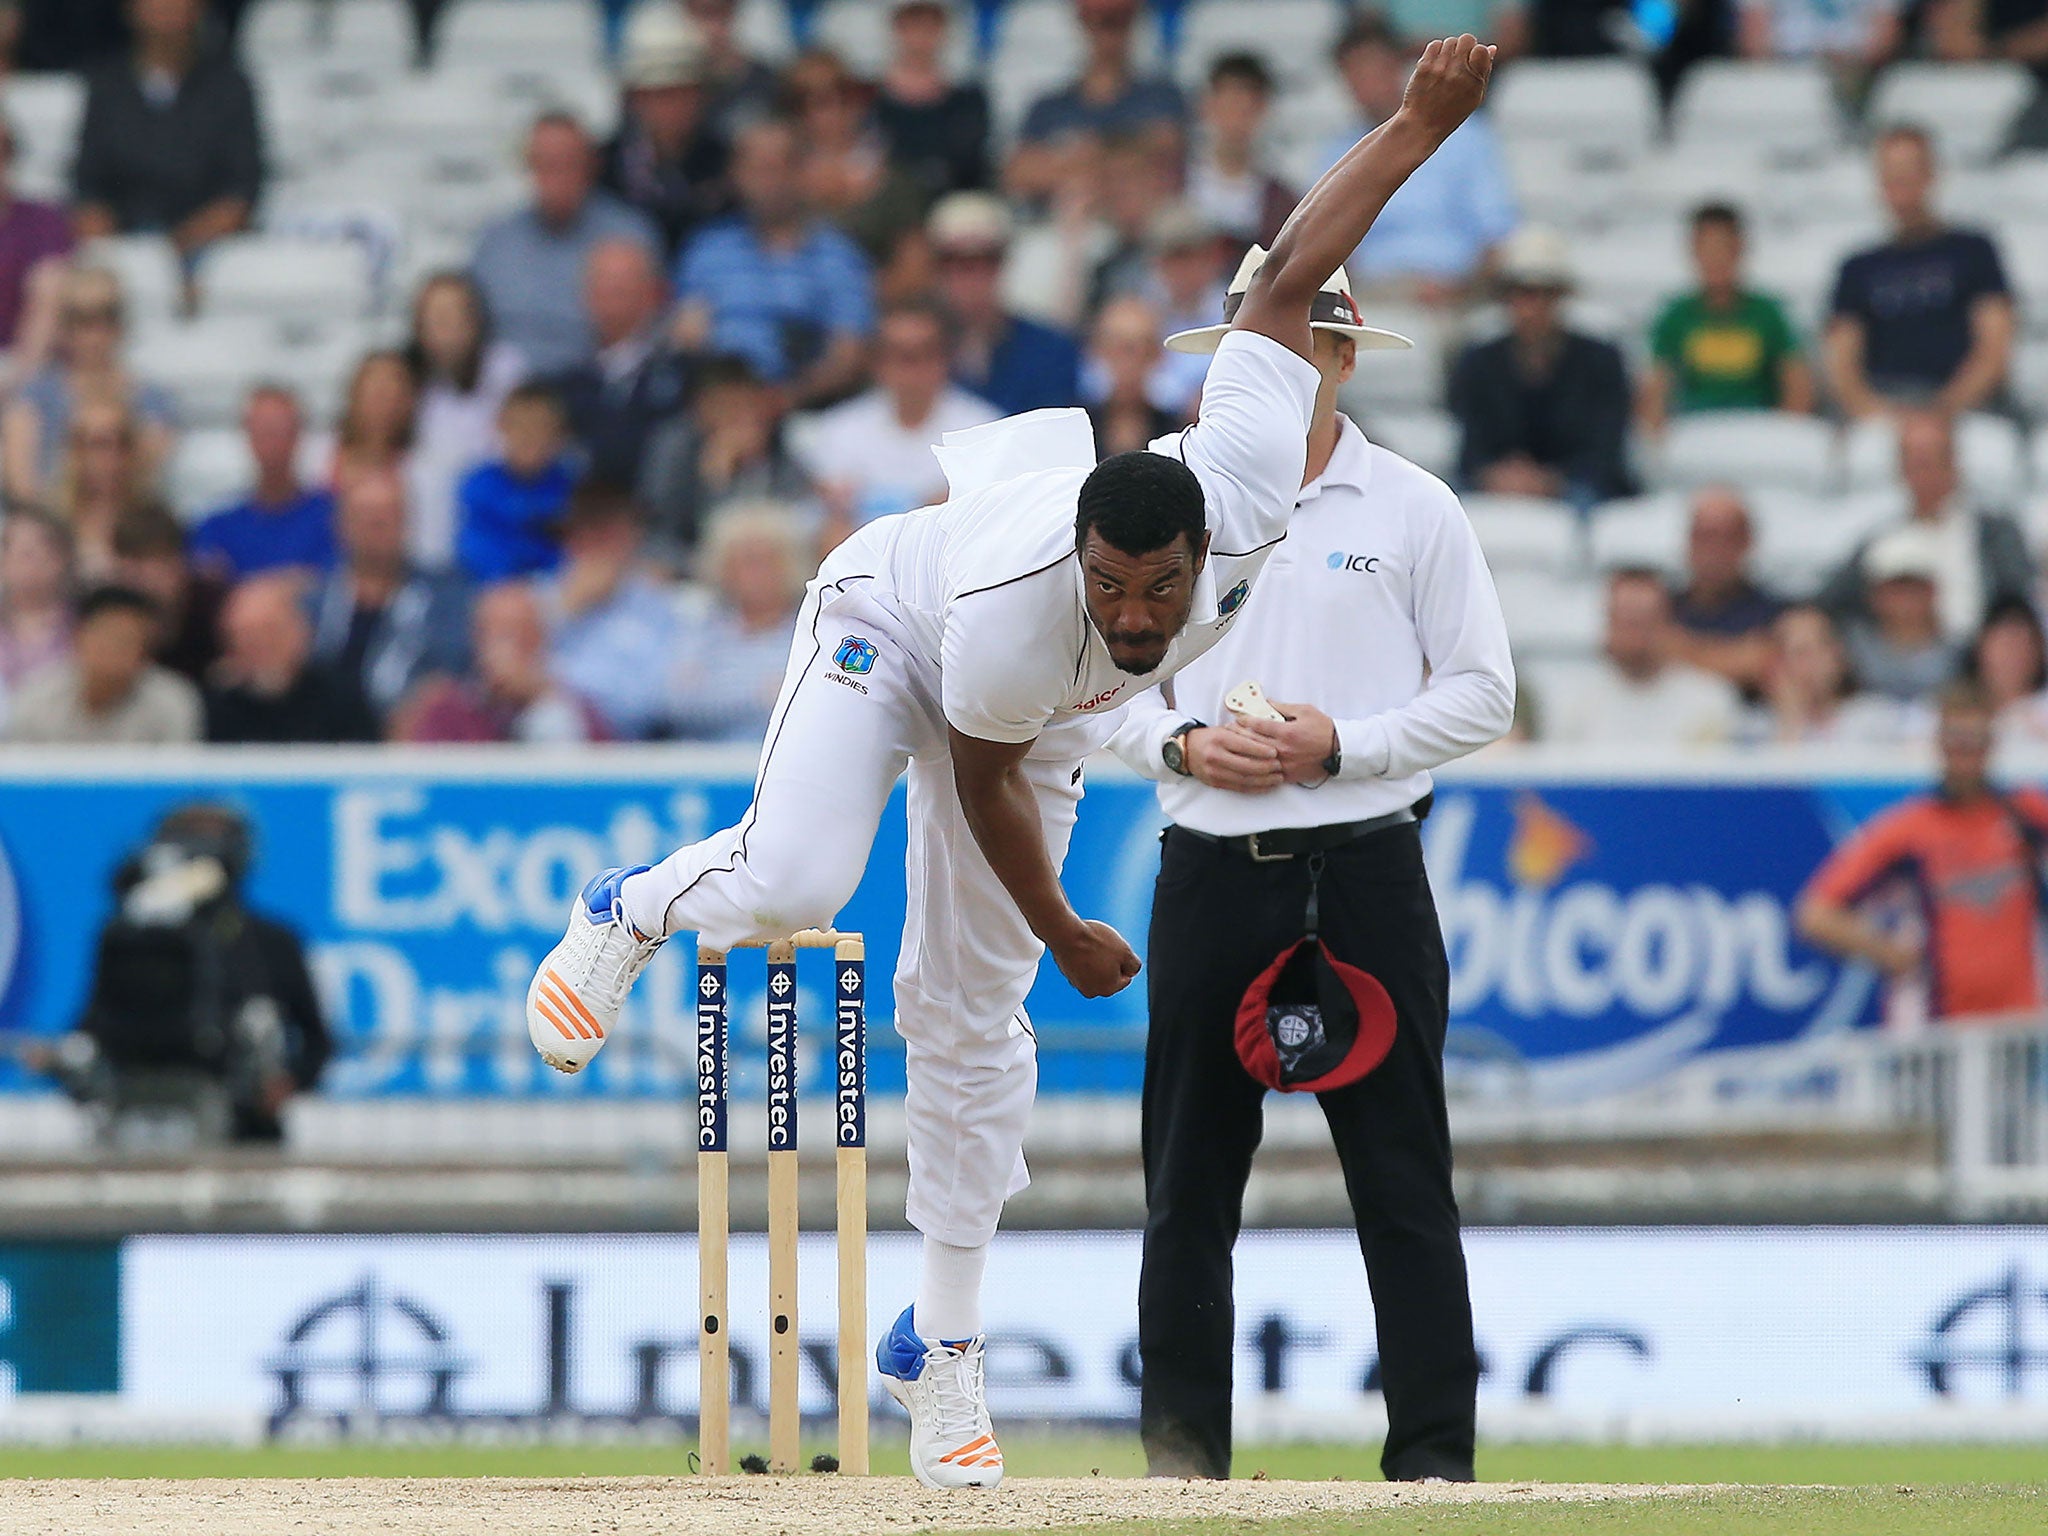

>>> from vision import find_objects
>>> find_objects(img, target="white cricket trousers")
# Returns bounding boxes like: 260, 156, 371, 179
624, 567, 1084, 1247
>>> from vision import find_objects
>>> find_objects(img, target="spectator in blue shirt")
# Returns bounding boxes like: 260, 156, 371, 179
542, 481, 678, 740
1825, 124, 2015, 419
928, 192, 1081, 416
189, 385, 335, 581
456, 384, 578, 582
673, 115, 875, 408
1321, 11, 1517, 306
473, 113, 663, 376
1005, 0, 1185, 201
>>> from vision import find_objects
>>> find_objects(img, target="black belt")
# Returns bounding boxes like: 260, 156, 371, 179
1173, 808, 1416, 864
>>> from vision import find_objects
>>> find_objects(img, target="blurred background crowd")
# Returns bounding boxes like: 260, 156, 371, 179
3, 0, 2048, 753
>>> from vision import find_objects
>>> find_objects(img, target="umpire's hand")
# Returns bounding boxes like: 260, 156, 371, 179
1237, 701, 1340, 786
1184, 725, 1285, 794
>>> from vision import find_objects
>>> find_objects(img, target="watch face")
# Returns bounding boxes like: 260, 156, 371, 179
1163, 738, 1186, 773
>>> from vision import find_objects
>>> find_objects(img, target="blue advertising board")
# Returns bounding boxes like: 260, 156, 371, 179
0, 751, 1929, 1103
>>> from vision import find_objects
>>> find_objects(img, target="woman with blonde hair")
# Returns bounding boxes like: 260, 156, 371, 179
330, 349, 420, 493
2, 265, 175, 502
48, 392, 160, 580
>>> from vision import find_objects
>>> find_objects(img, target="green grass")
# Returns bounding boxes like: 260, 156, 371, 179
0, 1436, 2042, 1487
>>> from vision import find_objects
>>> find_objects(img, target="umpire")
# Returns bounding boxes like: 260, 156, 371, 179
1109, 251, 1515, 1481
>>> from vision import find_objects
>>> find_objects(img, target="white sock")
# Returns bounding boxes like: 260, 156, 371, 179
620, 868, 666, 940
914, 1238, 988, 1344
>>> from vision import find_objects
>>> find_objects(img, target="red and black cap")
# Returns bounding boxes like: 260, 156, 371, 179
1234, 937, 1396, 1094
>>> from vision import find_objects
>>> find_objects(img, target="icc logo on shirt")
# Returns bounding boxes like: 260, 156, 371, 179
833, 636, 879, 675
1326, 552, 1380, 574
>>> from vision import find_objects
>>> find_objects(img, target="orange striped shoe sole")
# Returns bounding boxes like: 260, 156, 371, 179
937, 1435, 1002, 1470
532, 969, 606, 1042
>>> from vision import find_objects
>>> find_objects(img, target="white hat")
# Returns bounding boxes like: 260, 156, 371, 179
1498, 225, 1575, 291
928, 191, 1014, 252
1865, 523, 1945, 584
621, 6, 710, 89
1163, 245, 1413, 355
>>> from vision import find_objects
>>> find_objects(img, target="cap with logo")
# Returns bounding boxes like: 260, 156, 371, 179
1864, 522, 1946, 584
928, 191, 1015, 254
1234, 931, 1396, 1094
1164, 245, 1413, 355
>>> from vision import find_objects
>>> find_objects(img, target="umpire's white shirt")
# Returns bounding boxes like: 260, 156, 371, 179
1110, 416, 1516, 834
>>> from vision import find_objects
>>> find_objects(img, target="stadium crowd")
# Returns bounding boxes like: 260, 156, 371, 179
1, 0, 2048, 751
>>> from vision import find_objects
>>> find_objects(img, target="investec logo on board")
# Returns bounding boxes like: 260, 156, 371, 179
836, 957, 864, 1149
696, 961, 727, 1152
764, 959, 797, 1152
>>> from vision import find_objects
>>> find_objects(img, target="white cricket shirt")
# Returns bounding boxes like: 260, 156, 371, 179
822, 330, 1323, 760
1109, 416, 1516, 834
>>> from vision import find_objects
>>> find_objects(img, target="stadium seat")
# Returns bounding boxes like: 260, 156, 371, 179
1363, 409, 1458, 480
1867, 62, 2033, 165
1998, 226, 2048, 330
1625, 145, 1768, 225
1746, 225, 1868, 333
376, 72, 526, 161
1571, 223, 1692, 336
1489, 59, 1659, 169
732, 0, 797, 63
1334, 303, 1446, 412
437, 0, 605, 70
2015, 337, 2048, 419
239, 0, 319, 68
813, 0, 976, 77
1491, 568, 1603, 656
166, 428, 256, 523
129, 317, 295, 429
199, 236, 376, 323
327, 0, 415, 68
4, 73, 86, 201
1503, 137, 1629, 229
1843, 412, 2028, 508
1588, 493, 1688, 575
1762, 151, 1884, 229
1460, 495, 1583, 573
1671, 62, 1843, 160
1175, 0, 1344, 89
1655, 412, 1837, 497
1268, 75, 1357, 192
1995, 154, 2048, 221
81, 235, 183, 327
1751, 490, 1892, 596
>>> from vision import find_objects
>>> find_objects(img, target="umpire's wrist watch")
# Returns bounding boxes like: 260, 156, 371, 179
1162, 719, 1203, 777
1321, 724, 1342, 779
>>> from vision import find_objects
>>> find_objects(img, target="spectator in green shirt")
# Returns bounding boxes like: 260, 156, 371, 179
1640, 203, 1813, 434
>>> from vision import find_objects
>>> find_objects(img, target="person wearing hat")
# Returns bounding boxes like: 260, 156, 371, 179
1449, 225, 1634, 511
1842, 525, 1965, 704
876, 0, 991, 199
1108, 248, 1515, 1483
601, 5, 731, 260
928, 191, 1083, 416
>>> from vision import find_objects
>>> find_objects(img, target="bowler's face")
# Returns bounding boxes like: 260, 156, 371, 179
1080, 530, 1206, 676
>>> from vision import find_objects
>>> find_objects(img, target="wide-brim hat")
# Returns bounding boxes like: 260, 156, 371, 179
1164, 245, 1413, 355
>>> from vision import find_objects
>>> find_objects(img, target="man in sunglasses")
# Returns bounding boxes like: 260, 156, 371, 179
1798, 681, 2048, 1027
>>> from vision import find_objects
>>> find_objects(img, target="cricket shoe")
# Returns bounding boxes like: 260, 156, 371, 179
877, 1304, 1003, 1489
527, 866, 663, 1073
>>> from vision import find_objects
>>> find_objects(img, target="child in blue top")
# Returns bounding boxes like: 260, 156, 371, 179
456, 384, 578, 581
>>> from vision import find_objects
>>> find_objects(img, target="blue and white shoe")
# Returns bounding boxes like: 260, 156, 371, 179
526, 866, 663, 1074
877, 1304, 1002, 1489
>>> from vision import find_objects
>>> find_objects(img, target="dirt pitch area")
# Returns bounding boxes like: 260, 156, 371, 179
0, 1475, 1702, 1536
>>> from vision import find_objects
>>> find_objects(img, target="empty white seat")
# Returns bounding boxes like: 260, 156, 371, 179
129, 317, 292, 429
1588, 492, 1688, 575
1625, 145, 1768, 223
379, 73, 526, 157
1746, 226, 1865, 333
1571, 222, 1692, 333
733, 0, 797, 63
1843, 412, 2028, 508
1875, 61, 2031, 165
1762, 152, 1884, 228
239, 0, 319, 67
199, 236, 375, 322
813, 0, 975, 77
1335, 304, 1446, 412
1365, 409, 1458, 479
1175, 0, 1343, 87
1672, 62, 1842, 159
80, 235, 183, 326
1998, 230, 2048, 330
166, 428, 256, 522
1868, 62, 2033, 164
1748, 490, 1890, 595
1490, 59, 1658, 169
4, 73, 86, 200
1656, 411, 1837, 496
438, 0, 605, 69
1492, 568, 1604, 656
327, 0, 416, 68
1460, 495, 1582, 572
1503, 138, 1630, 228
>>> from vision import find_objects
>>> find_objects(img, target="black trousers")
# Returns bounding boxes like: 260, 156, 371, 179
1137, 821, 1478, 1481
